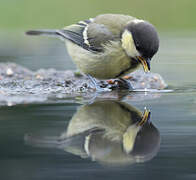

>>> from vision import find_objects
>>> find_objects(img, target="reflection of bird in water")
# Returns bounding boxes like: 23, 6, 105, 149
25, 100, 160, 166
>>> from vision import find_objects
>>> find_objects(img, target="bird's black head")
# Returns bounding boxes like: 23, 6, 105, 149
121, 19, 159, 72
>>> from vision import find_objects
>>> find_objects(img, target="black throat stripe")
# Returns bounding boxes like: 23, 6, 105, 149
115, 102, 142, 124
115, 58, 139, 78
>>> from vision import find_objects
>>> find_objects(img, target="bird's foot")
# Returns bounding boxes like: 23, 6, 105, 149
87, 75, 133, 91
95, 86, 112, 92
87, 75, 111, 92
107, 78, 133, 90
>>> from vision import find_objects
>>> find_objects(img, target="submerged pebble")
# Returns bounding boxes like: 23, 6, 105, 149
0, 63, 167, 106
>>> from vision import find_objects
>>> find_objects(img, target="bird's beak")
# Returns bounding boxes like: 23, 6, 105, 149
137, 56, 151, 72
137, 108, 151, 126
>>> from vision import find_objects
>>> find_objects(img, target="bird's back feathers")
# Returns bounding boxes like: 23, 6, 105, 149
26, 14, 135, 53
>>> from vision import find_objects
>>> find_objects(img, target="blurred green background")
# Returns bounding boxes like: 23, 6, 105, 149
0, 0, 196, 30
0, 0, 196, 86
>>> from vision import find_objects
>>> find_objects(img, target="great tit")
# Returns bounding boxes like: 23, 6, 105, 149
26, 14, 159, 91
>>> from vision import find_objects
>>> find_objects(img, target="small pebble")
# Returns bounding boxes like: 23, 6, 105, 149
123, 75, 133, 80
6, 68, 14, 76
7, 101, 13, 106
141, 82, 145, 87
35, 74, 44, 80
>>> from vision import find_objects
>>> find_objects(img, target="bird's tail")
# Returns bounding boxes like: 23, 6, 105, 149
26, 29, 59, 36
24, 133, 60, 148
25, 29, 70, 42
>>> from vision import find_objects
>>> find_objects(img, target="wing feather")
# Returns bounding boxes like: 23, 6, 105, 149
26, 14, 134, 53
60, 18, 115, 52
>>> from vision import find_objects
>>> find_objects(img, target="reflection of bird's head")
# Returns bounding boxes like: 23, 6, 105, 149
86, 109, 160, 165
121, 19, 159, 72
127, 122, 160, 162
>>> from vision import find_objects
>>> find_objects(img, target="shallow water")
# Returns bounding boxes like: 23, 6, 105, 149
0, 32, 196, 180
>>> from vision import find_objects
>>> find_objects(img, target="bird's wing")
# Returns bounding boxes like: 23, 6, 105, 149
59, 18, 116, 52
26, 14, 134, 53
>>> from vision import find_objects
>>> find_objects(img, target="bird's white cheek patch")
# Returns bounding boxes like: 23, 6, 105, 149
123, 124, 141, 153
121, 30, 139, 57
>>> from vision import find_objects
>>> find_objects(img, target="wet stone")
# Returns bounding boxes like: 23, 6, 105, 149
0, 63, 167, 106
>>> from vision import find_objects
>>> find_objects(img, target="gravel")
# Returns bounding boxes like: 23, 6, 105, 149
0, 63, 167, 106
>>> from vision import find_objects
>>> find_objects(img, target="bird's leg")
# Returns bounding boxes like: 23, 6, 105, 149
87, 75, 111, 92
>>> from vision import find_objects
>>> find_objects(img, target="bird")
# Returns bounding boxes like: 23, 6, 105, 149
26, 14, 159, 91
